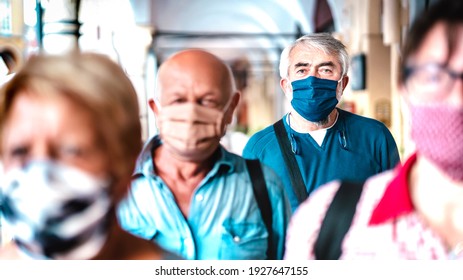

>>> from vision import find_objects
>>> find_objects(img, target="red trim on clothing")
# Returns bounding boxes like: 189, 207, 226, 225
368, 153, 418, 225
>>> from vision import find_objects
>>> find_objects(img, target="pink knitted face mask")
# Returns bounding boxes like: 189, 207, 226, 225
410, 105, 463, 181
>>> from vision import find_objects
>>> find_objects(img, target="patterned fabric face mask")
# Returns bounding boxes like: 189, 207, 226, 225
410, 105, 463, 181
0, 161, 112, 259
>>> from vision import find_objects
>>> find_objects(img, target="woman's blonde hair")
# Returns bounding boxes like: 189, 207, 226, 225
0, 53, 142, 200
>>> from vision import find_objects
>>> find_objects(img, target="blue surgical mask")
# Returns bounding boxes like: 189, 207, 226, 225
290, 76, 339, 122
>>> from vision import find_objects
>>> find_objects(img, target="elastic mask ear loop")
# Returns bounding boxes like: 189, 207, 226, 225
337, 114, 348, 150
337, 130, 347, 150
288, 113, 299, 155
336, 77, 344, 100
286, 78, 294, 100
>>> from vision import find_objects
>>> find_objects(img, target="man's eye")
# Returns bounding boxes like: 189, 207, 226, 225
200, 99, 217, 107
172, 98, 185, 104
319, 68, 333, 74
296, 69, 307, 74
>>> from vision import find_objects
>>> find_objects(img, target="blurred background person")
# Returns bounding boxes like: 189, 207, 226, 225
284, 0, 463, 259
0, 53, 175, 259
117, 49, 291, 260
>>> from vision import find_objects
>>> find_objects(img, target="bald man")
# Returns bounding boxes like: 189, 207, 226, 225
117, 49, 291, 260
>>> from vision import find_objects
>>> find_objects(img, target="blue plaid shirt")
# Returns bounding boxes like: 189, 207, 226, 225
117, 136, 291, 260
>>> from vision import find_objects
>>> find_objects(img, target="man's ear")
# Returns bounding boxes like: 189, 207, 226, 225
336, 75, 350, 100
148, 98, 162, 132
148, 98, 159, 116
280, 78, 294, 101
280, 78, 290, 95
341, 75, 349, 91
224, 92, 241, 125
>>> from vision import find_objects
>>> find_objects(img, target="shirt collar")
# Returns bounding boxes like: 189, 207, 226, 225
215, 147, 236, 173
368, 153, 417, 225
133, 135, 235, 178
132, 135, 161, 176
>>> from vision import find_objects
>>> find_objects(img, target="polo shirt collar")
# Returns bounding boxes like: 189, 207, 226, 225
368, 153, 417, 225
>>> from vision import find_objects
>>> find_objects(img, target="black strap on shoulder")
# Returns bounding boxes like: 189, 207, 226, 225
273, 118, 307, 203
245, 159, 275, 260
314, 181, 364, 260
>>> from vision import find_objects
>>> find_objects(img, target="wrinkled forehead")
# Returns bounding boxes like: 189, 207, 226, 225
287, 44, 342, 73
293, 44, 340, 63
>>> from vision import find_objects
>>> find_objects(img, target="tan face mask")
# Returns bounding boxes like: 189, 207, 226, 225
158, 103, 226, 161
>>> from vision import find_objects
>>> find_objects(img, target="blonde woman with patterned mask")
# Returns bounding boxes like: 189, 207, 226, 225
0, 53, 177, 260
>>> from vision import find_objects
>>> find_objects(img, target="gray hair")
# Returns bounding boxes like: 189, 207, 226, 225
279, 33, 349, 79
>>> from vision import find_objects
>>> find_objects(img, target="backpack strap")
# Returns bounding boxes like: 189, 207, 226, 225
245, 159, 275, 260
273, 118, 308, 203
314, 180, 364, 260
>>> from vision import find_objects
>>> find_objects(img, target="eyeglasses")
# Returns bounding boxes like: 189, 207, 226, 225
404, 63, 463, 99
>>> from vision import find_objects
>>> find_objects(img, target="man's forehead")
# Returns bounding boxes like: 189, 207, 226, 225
289, 46, 340, 68
158, 75, 230, 101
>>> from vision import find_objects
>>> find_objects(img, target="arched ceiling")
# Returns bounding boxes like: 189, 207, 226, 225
134, 0, 318, 70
